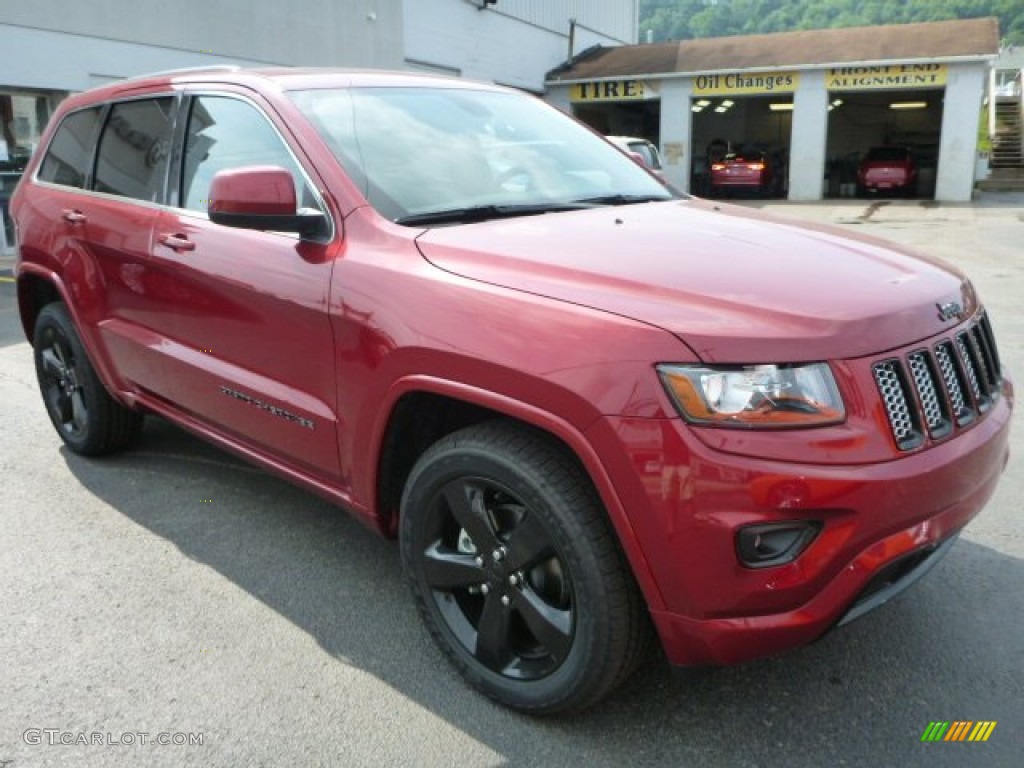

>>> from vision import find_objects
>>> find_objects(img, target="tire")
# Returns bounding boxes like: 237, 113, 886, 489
33, 302, 142, 456
400, 421, 650, 715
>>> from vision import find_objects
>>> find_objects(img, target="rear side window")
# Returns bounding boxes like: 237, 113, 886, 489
629, 142, 662, 170
94, 98, 175, 202
37, 107, 104, 188
181, 95, 314, 213
866, 147, 910, 162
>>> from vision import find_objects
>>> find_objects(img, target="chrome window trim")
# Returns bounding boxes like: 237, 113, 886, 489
175, 89, 336, 243
30, 88, 336, 244
32, 102, 108, 190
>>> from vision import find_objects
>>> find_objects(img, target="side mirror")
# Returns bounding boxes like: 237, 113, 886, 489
208, 165, 327, 238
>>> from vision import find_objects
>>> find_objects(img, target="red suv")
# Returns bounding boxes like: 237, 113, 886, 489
11, 68, 1013, 714
857, 146, 918, 197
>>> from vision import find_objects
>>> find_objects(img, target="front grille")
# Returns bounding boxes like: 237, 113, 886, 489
872, 311, 1002, 451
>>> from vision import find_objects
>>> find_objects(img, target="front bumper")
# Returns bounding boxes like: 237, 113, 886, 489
589, 381, 1012, 667
710, 177, 768, 189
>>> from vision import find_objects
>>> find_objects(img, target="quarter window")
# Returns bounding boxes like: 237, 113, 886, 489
37, 107, 104, 189
94, 98, 175, 202
181, 96, 314, 213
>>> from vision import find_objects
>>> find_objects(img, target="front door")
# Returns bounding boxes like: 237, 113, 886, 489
151, 93, 341, 481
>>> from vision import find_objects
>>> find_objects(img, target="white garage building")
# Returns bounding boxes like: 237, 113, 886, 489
545, 18, 1000, 202
0, 1, 637, 250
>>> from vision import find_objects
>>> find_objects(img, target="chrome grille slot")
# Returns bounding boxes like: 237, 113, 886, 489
874, 313, 1002, 451
934, 341, 973, 426
971, 322, 999, 391
907, 351, 951, 438
979, 311, 1001, 377
955, 332, 986, 408
873, 360, 922, 450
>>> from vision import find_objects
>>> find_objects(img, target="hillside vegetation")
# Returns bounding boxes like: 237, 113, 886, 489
640, 0, 1024, 46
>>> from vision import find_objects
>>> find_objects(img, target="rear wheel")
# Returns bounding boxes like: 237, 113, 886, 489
33, 302, 142, 456
400, 421, 649, 714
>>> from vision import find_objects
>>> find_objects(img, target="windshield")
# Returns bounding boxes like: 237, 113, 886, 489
290, 86, 674, 224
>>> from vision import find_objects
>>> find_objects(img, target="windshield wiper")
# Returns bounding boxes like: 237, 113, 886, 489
571, 193, 672, 206
394, 202, 599, 227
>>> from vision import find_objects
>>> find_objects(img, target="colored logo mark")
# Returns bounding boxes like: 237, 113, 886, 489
921, 721, 997, 742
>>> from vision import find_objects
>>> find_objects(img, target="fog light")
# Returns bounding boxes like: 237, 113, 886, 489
736, 521, 821, 568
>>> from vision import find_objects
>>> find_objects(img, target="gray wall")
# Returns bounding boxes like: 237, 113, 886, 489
404, 0, 637, 91
1, 0, 404, 92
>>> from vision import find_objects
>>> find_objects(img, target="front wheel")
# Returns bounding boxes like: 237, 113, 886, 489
400, 422, 649, 714
33, 302, 142, 455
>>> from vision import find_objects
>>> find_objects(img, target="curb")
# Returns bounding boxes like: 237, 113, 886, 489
736, 196, 1024, 226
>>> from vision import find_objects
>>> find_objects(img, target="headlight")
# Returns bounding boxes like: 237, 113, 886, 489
657, 363, 845, 428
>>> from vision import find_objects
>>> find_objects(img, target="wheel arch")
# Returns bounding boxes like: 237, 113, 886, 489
16, 266, 64, 346
16, 265, 126, 406
372, 375, 667, 612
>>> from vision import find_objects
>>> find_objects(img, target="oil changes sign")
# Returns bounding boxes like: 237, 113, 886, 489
692, 71, 799, 96
827, 64, 947, 90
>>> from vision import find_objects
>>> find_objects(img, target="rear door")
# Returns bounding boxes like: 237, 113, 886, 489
150, 90, 341, 481
32, 96, 180, 396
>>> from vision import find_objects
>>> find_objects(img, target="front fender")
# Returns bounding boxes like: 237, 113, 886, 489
367, 372, 669, 613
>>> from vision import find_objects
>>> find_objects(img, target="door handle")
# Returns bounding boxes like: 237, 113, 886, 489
62, 209, 87, 224
158, 234, 196, 253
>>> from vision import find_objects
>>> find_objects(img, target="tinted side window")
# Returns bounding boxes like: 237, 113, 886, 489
37, 107, 104, 188
93, 98, 174, 202
181, 96, 314, 213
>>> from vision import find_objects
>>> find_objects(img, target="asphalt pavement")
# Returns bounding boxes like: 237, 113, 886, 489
1, 196, 1021, 767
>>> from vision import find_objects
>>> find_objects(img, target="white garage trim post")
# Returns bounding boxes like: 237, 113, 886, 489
789, 70, 829, 201
546, 85, 572, 114
659, 78, 692, 193
935, 62, 987, 203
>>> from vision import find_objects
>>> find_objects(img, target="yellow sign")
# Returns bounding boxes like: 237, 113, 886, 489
692, 71, 799, 96
827, 64, 947, 91
570, 80, 652, 103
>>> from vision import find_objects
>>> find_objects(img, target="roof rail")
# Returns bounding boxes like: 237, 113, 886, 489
126, 64, 244, 80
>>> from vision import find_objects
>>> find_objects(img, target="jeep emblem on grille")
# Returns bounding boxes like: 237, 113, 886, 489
936, 301, 963, 322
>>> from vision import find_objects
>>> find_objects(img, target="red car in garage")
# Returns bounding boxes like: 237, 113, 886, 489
709, 149, 780, 197
857, 146, 918, 197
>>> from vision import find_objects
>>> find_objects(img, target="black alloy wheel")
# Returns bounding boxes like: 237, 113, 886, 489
400, 421, 649, 714
33, 302, 142, 455
38, 321, 89, 441
417, 474, 574, 681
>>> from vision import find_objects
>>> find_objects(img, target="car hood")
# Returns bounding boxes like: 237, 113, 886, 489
414, 199, 974, 363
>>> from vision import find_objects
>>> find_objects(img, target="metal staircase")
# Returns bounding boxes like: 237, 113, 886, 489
980, 68, 1024, 191
991, 101, 1022, 168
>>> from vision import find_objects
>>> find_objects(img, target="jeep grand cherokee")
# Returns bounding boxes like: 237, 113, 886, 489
10, 68, 1012, 714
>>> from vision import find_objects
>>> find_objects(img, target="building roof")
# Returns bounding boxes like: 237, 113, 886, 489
547, 17, 1000, 82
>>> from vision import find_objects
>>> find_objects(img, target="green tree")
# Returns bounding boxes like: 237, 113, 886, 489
638, 0, 1024, 45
